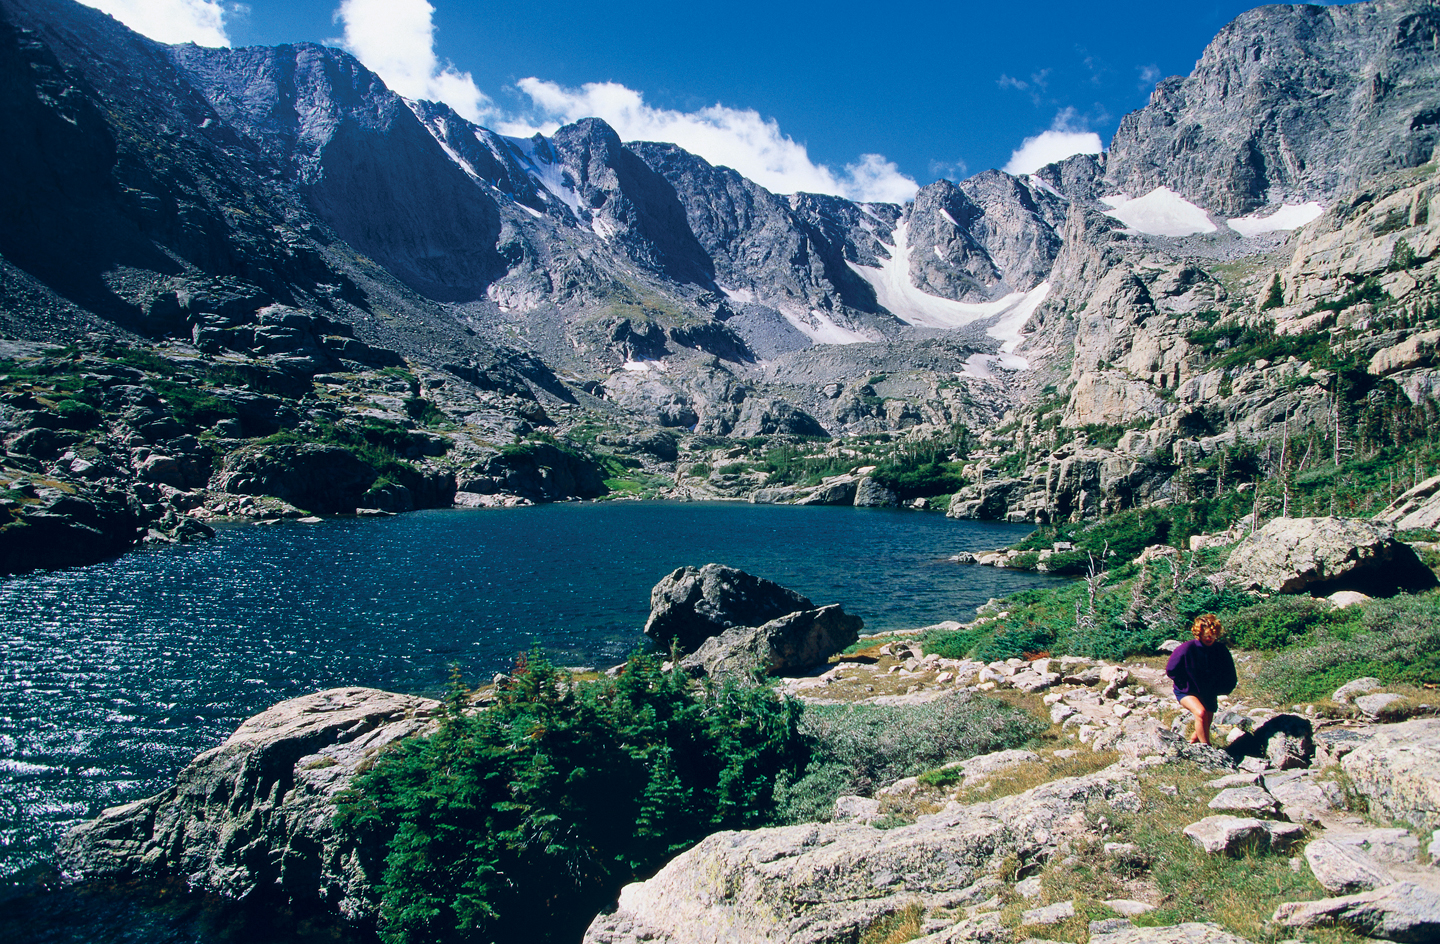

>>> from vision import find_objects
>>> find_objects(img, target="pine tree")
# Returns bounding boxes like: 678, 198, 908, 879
1262, 275, 1285, 310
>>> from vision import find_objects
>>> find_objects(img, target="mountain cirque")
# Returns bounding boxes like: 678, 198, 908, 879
5, 0, 1440, 569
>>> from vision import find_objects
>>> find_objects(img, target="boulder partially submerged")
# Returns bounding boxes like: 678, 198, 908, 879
645, 564, 862, 679
645, 563, 814, 652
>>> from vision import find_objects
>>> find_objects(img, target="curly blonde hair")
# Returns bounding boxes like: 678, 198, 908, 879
1191, 613, 1223, 644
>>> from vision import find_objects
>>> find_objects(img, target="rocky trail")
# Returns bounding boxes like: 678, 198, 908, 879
596, 635, 1440, 944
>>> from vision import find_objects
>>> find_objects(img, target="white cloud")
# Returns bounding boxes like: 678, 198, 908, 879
511, 78, 919, 203
1002, 110, 1104, 175
335, 0, 491, 123
78, 0, 230, 46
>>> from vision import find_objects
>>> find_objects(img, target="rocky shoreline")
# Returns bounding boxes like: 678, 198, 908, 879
55, 552, 1440, 944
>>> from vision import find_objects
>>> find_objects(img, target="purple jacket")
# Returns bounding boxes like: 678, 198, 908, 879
1165, 639, 1236, 702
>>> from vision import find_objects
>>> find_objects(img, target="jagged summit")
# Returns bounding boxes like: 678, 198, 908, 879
2, 0, 1439, 558
1106, 0, 1440, 215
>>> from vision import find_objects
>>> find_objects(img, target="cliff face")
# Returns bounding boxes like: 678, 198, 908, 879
57, 687, 437, 922
1106, 1, 1440, 215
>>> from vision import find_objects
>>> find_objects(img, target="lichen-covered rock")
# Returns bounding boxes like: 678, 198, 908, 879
1182, 816, 1302, 855
1087, 924, 1258, 944
1304, 838, 1395, 894
583, 767, 1140, 944
1207, 786, 1280, 817
1333, 677, 1385, 706
1224, 517, 1437, 595
1274, 882, 1440, 943
57, 688, 437, 921
1340, 719, 1440, 833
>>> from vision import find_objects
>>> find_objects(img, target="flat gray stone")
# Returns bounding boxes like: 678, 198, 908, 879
1327, 828, 1423, 865
1305, 838, 1395, 893
1354, 693, 1408, 719
1088, 923, 1258, 944
1275, 882, 1440, 942
1021, 900, 1075, 925
1105, 899, 1156, 916
1264, 821, 1307, 852
1183, 816, 1271, 855
832, 795, 880, 824
1333, 677, 1383, 706
1208, 786, 1280, 816
1263, 771, 1341, 819
1207, 773, 1261, 789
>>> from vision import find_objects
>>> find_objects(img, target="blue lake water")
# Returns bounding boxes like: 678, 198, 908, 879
0, 501, 1062, 934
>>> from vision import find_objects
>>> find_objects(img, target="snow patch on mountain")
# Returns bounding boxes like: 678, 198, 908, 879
848, 222, 1029, 329
1101, 187, 1217, 237
505, 135, 583, 219
1027, 175, 1066, 201
988, 281, 1048, 352
963, 352, 1030, 379
786, 309, 873, 345
1227, 202, 1325, 236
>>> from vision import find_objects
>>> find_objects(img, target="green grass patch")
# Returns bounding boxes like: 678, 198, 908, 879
772, 692, 1044, 824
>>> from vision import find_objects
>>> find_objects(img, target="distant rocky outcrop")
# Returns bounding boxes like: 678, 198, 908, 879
1225, 517, 1438, 596
1106, 1, 1440, 215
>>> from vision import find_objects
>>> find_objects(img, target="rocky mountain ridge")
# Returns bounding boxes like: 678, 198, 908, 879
4, 0, 1440, 572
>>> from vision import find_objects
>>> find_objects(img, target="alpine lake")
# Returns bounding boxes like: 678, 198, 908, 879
0, 500, 1065, 941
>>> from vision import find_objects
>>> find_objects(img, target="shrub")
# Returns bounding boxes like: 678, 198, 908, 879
1390, 237, 1419, 272
1262, 275, 1285, 310
53, 398, 102, 429
338, 654, 806, 944
153, 380, 239, 428
869, 459, 966, 499
1253, 592, 1440, 701
772, 692, 1044, 824
1225, 596, 1348, 651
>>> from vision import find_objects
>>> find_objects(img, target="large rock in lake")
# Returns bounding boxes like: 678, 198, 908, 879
645, 564, 814, 652
57, 688, 437, 922
644, 564, 861, 677
679, 604, 863, 679
1225, 517, 1437, 596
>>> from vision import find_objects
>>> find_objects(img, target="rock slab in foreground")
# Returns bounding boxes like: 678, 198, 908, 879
1340, 718, 1440, 833
1088, 923, 1257, 944
1274, 882, 1440, 943
1224, 517, 1437, 596
644, 564, 813, 652
1182, 816, 1303, 856
584, 760, 1145, 944
58, 687, 437, 921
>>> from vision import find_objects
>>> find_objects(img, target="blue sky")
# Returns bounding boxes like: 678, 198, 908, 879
82, 0, 1319, 201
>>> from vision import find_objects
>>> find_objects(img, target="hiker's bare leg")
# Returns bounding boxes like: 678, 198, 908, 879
1179, 695, 1213, 745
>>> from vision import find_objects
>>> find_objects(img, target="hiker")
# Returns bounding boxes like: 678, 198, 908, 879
1165, 613, 1236, 746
